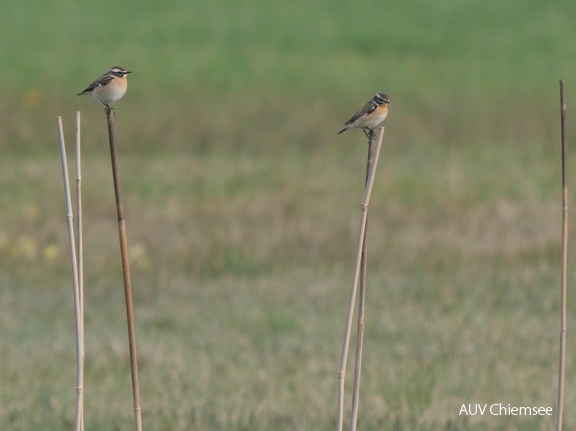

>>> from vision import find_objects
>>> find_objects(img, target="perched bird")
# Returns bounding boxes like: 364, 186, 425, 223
77, 66, 132, 111
338, 93, 390, 138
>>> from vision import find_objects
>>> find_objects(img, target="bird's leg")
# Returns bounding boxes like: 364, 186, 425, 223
363, 128, 374, 142
104, 105, 115, 115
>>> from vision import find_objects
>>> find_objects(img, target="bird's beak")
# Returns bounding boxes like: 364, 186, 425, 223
126, 71, 133, 74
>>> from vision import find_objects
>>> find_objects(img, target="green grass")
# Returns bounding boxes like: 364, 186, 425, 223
2, 0, 576, 152
2, 0, 576, 429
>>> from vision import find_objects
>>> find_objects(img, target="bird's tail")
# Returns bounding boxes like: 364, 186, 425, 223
76, 89, 91, 96
338, 125, 350, 134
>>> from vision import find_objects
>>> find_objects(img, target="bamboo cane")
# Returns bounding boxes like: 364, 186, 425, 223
74, 111, 85, 431
337, 127, 385, 431
105, 108, 143, 431
556, 79, 568, 431
56, 116, 84, 431
349, 128, 381, 431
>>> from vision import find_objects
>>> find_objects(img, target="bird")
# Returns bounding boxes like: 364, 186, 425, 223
77, 66, 132, 112
338, 93, 390, 138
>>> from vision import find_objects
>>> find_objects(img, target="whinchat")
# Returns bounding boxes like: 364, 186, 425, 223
338, 93, 390, 138
77, 66, 132, 111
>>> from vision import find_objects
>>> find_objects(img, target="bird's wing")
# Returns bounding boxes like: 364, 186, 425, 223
79, 74, 115, 94
343, 100, 377, 126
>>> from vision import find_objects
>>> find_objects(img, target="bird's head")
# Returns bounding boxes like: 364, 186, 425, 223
374, 93, 390, 105
109, 66, 132, 77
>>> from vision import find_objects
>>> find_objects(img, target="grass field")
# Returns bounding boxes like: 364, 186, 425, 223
2, 0, 576, 430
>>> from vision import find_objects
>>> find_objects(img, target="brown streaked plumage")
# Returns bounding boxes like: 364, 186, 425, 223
77, 66, 132, 110
338, 93, 390, 137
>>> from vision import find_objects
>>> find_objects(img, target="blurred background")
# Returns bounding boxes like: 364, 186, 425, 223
2, 0, 576, 429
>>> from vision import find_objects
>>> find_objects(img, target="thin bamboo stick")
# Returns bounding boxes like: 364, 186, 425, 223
56, 116, 84, 431
74, 111, 85, 431
556, 79, 568, 431
349, 129, 381, 431
105, 109, 143, 431
337, 127, 385, 431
